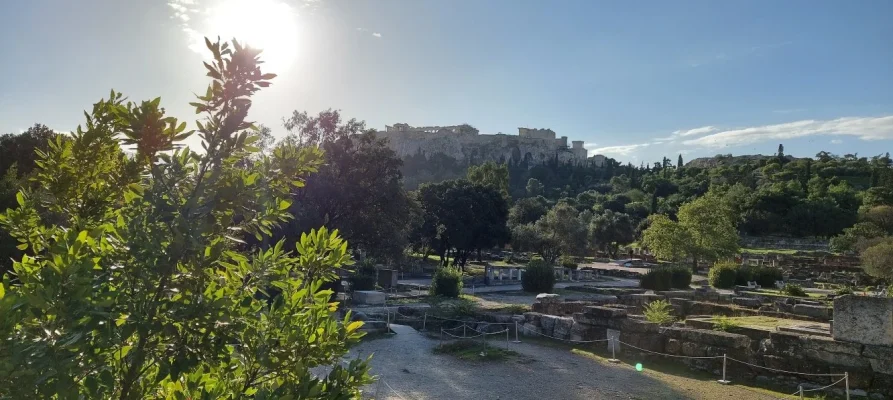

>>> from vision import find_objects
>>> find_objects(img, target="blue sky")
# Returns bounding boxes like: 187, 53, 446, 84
1, 0, 891, 163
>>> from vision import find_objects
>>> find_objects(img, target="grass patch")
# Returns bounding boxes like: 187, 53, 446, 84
741, 289, 826, 300
703, 315, 824, 331
433, 339, 518, 361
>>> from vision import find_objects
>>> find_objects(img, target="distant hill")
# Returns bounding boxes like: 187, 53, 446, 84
685, 154, 802, 168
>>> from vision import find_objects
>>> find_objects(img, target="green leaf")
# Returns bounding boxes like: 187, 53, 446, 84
0, 284, 4, 300
279, 199, 292, 211
15, 192, 24, 206
16, 243, 27, 250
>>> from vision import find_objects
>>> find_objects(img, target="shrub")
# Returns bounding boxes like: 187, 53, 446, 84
752, 267, 784, 288
521, 259, 556, 293
835, 286, 854, 296
734, 265, 754, 286
430, 265, 463, 298
0, 38, 371, 397
349, 273, 376, 291
668, 265, 693, 289
643, 299, 675, 324
559, 255, 578, 270
640, 268, 672, 291
708, 261, 739, 289
781, 283, 807, 297
712, 316, 740, 332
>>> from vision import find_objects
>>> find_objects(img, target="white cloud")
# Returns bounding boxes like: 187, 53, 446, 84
585, 143, 651, 156
830, 139, 843, 144
372, 32, 382, 38
683, 116, 893, 148
672, 126, 716, 137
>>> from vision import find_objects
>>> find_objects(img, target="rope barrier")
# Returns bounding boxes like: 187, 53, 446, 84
519, 324, 611, 344
616, 339, 724, 360
800, 375, 849, 393
441, 328, 508, 340
382, 379, 408, 400
726, 357, 847, 377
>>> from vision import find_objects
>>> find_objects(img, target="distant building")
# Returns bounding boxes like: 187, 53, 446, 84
377, 122, 601, 166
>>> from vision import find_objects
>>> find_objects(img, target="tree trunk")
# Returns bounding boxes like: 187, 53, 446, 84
691, 255, 699, 274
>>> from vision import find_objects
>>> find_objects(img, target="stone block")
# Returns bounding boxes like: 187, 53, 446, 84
583, 306, 627, 319
520, 323, 541, 337
733, 297, 763, 308
665, 338, 682, 354
570, 322, 602, 342
352, 290, 386, 305
793, 304, 831, 320
681, 342, 707, 357
803, 348, 871, 369
540, 315, 558, 336
523, 312, 543, 327
535, 293, 561, 302
677, 328, 750, 349
802, 336, 863, 356
833, 295, 893, 346
553, 317, 574, 339
620, 318, 661, 334
864, 345, 893, 374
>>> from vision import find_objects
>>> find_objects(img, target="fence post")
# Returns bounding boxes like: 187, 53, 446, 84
717, 354, 730, 384
798, 386, 804, 400
608, 336, 619, 363
505, 328, 509, 349
845, 372, 850, 400
422, 313, 427, 332
513, 321, 521, 343
463, 324, 466, 338
386, 308, 393, 334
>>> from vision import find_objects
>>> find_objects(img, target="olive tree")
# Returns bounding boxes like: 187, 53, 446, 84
0, 38, 370, 399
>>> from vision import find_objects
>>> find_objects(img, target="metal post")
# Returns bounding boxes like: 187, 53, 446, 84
422, 313, 427, 332
386, 308, 393, 334
513, 321, 522, 343
845, 372, 850, 400
798, 386, 803, 400
717, 354, 730, 384
505, 328, 509, 349
608, 336, 619, 363
463, 324, 466, 338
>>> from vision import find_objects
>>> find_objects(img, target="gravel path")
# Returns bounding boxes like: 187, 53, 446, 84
349, 324, 785, 400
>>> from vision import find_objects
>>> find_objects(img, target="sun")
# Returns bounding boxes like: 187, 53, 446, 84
204, 0, 300, 70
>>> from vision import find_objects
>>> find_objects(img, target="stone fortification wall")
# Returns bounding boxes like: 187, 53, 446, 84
377, 130, 584, 166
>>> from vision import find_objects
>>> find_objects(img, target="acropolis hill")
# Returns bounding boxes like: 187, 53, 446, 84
376, 123, 606, 168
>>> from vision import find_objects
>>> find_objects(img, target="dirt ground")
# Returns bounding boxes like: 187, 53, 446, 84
350, 324, 796, 400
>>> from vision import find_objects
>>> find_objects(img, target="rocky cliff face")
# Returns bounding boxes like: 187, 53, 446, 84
377, 131, 583, 166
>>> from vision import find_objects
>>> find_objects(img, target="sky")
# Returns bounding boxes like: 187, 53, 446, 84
1, 0, 892, 164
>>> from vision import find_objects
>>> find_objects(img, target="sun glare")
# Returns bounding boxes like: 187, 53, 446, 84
204, 0, 299, 70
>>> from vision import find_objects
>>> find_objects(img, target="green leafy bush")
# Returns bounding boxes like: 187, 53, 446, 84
349, 273, 376, 291
640, 268, 672, 291
712, 316, 740, 332
835, 286, 854, 296
559, 255, 578, 270
781, 283, 807, 297
734, 265, 754, 286
430, 265, 463, 298
0, 38, 371, 398
643, 299, 675, 324
521, 259, 556, 293
708, 261, 739, 289
752, 267, 784, 287
668, 265, 693, 289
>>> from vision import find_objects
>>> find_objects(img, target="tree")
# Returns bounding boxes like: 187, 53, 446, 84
860, 205, 893, 234
0, 124, 58, 178
511, 222, 559, 264
830, 222, 885, 253
467, 161, 510, 201
777, 143, 785, 163
588, 210, 635, 258
526, 177, 544, 197
677, 154, 683, 169
277, 112, 414, 262
642, 193, 739, 271
415, 180, 508, 268
508, 196, 548, 227
0, 38, 370, 398
535, 202, 587, 258
861, 239, 893, 281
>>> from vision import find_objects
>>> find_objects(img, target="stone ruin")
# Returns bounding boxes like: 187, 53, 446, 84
523, 293, 893, 398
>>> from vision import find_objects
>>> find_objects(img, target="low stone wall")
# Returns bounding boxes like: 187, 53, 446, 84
519, 306, 893, 397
